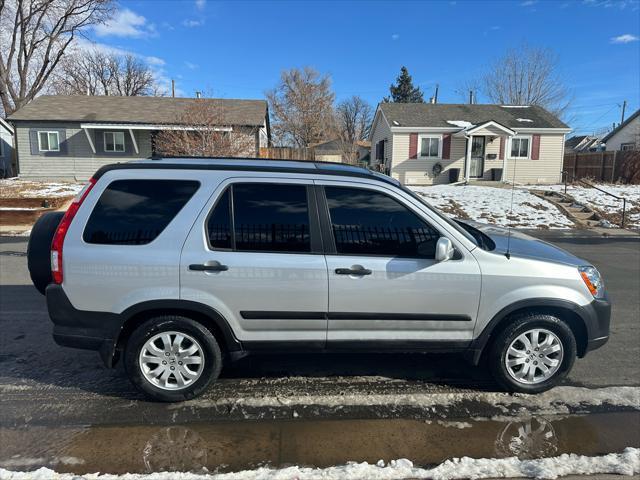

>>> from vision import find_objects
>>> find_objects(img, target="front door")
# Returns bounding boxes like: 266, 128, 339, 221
318, 181, 482, 345
470, 136, 485, 178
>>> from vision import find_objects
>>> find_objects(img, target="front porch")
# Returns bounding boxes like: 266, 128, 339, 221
455, 121, 516, 183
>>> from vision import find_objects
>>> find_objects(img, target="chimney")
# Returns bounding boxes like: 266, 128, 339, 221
469, 90, 474, 104
171, 79, 175, 98
195, 91, 202, 99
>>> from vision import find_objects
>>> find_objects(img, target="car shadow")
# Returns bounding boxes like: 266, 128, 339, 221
1, 284, 499, 400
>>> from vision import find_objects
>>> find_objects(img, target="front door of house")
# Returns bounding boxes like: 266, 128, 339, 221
470, 136, 485, 178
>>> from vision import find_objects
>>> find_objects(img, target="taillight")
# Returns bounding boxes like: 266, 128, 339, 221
51, 178, 96, 284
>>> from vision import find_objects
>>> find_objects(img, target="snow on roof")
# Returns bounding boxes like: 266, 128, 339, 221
501, 105, 530, 108
447, 120, 475, 128
516, 118, 534, 122
392, 120, 400, 126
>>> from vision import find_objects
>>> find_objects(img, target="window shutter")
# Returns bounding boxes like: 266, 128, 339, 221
442, 134, 451, 160
409, 133, 418, 159
499, 136, 505, 160
531, 134, 541, 160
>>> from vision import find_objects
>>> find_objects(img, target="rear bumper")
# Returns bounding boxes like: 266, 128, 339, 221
46, 284, 121, 366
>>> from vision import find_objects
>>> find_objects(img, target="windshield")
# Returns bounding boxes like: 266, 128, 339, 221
400, 185, 478, 247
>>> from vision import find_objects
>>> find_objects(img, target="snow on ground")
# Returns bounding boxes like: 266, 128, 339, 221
0, 179, 83, 198
410, 185, 575, 229
170, 386, 640, 417
535, 184, 640, 229
1, 448, 638, 480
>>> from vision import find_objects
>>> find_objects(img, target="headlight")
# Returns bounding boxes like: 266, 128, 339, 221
579, 266, 605, 298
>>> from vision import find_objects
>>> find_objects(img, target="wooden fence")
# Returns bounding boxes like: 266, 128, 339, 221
563, 150, 640, 184
259, 147, 315, 161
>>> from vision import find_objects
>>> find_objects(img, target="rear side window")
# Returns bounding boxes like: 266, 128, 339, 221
324, 186, 439, 258
84, 179, 199, 245
206, 183, 311, 253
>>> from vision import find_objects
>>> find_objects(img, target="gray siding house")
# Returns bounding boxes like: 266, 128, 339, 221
0, 118, 14, 178
369, 103, 571, 185
8, 95, 271, 180
602, 109, 639, 151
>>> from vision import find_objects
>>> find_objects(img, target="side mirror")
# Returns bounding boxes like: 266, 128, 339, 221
435, 237, 455, 262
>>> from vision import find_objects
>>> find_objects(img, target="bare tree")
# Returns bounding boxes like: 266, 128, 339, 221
480, 45, 571, 117
0, 0, 114, 115
154, 100, 256, 157
266, 67, 335, 147
333, 96, 373, 164
52, 50, 157, 96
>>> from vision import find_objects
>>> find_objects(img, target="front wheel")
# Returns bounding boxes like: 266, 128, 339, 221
488, 314, 576, 394
124, 316, 222, 402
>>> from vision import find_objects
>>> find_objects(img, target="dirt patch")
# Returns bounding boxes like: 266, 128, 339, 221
521, 201, 549, 211
0, 196, 72, 209
437, 199, 470, 219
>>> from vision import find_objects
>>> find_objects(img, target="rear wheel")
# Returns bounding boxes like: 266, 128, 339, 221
124, 316, 222, 402
489, 314, 576, 394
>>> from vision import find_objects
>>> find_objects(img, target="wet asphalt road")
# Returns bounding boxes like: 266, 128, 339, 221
0, 232, 638, 428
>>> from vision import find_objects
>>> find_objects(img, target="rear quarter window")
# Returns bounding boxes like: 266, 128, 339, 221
83, 179, 199, 245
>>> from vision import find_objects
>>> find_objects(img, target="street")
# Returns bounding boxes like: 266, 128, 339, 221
1, 232, 639, 476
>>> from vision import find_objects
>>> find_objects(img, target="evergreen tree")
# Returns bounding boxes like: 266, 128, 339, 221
387, 66, 424, 103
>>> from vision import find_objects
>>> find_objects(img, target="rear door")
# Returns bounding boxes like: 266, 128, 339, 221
317, 180, 481, 346
180, 177, 329, 347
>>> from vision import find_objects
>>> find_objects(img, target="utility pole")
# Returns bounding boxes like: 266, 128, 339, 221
621, 100, 627, 124
171, 79, 175, 98
434, 84, 439, 104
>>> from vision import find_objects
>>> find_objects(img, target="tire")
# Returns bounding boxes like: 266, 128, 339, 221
124, 316, 223, 402
488, 313, 576, 394
27, 212, 64, 295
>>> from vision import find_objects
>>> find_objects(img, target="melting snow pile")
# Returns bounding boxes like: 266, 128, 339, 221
446, 120, 475, 129
0, 179, 83, 198
1, 448, 638, 480
410, 185, 575, 229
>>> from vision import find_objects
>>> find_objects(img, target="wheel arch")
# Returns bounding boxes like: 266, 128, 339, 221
111, 300, 242, 366
468, 298, 590, 365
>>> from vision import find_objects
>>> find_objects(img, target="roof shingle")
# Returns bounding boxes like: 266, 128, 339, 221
8, 95, 268, 126
379, 103, 568, 129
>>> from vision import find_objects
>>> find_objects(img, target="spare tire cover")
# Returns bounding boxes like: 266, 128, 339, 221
27, 212, 64, 295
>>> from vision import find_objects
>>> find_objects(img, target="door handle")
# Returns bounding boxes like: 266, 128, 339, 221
335, 267, 372, 276
189, 262, 228, 272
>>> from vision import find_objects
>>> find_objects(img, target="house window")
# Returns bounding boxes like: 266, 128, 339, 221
38, 131, 60, 152
418, 135, 441, 158
104, 132, 125, 152
375, 140, 385, 161
510, 136, 530, 158
620, 143, 636, 151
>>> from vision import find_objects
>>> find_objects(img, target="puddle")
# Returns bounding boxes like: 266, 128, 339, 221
0, 412, 638, 475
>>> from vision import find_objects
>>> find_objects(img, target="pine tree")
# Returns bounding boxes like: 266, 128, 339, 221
387, 66, 424, 103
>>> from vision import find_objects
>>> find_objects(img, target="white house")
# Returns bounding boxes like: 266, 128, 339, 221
369, 103, 571, 185
602, 109, 639, 151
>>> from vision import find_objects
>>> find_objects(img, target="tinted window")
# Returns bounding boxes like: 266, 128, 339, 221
207, 188, 232, 249
233, 184, 310, 252
84, 180, 199, 245
325, 186, 439, 258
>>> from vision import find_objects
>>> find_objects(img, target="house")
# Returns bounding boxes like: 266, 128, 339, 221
313, 139, 371, 164
602, 109, 639, 151
565, 135, 603, 153
369, 103, 571, 185
0, 118, 14, 178
8, 95, 270, 180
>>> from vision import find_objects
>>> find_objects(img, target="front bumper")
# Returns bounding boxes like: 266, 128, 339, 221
582, 296, 611, 354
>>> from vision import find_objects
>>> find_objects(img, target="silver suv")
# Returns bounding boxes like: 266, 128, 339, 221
28, 159, 610, 402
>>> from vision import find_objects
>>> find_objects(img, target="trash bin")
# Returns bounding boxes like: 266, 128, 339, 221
491, 168, 503, 181
449, 168, 460, 183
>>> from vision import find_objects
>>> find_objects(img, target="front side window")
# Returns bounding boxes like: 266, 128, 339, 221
232, 183, 311, 253
325, 186, 440, 258
510, 137, 530, 158
84, 180, 199, 245
38, 131, 60, 152
419, 135, 440, 158
104, 132, 125, 152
